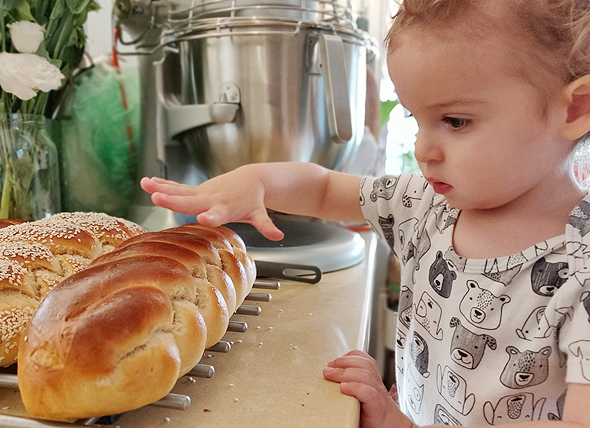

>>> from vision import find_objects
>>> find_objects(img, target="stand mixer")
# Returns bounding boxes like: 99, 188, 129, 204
113, 0, 376, 271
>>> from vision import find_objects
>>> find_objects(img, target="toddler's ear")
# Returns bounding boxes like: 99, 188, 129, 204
563, 74, 590, 140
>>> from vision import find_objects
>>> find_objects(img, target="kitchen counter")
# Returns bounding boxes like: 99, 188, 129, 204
0, 231, 386, 428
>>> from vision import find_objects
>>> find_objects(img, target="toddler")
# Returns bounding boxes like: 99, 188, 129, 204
141, 0, 590, 427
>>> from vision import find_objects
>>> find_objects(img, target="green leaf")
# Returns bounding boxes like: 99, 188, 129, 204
380, 99, 399, 127
14, 0, 34, 21
1, 0, 26, 13
58, 44, 81, 75
49, 57, 62, 69
1, 0, 98, 117
66, 0, 94, 15
48, 0, 65, 22
35, 40, 50, 59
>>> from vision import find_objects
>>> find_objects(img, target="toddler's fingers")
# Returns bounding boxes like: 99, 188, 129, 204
197, 207, 283, 241
141, 177, 180, 194
148, 176, 180, 185
196, 210, 225, 228
151, 193, 210, 215
248, 211, 284, 241
323, 367, 384, 391
345, 350, 375, 359
327, 354, 380, 375
342, 350, 379, 371
140, 177, 159, 194
143, 179, 199, 197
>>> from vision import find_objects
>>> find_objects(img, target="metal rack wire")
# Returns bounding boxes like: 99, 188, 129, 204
113, 0, 364, 54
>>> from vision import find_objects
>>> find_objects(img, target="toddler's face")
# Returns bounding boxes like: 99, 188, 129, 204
387, 27, 573, 211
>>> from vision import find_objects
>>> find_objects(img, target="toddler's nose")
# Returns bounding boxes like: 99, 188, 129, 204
414, 131, 444, 164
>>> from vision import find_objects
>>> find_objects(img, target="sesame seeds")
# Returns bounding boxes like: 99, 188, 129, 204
0, 212, 145, 367
0, 241, 53, 264
0, 306, 35, 345
60, 255, 90, 274
53, 212, 146, 243
0, 219, 100, 258
0, 258, 26, 286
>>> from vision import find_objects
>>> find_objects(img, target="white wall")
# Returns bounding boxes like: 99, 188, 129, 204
86, 0, 115, 59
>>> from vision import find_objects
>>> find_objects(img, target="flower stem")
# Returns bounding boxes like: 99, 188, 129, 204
0, 3, 5, 52
0, 163, 11, 219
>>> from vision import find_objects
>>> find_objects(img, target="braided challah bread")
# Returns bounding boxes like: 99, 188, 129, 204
0, 212, 146, 368
17, 222, 256, 419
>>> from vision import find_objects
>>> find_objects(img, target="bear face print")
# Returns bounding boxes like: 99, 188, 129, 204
516, 306, 573, 341
396, 330, 406, 374
449, 317, 497, 369
396, 329, 407, 349
410, 331, 430, 377
402, 176, 428, 208
399, 218, 418, 266
434, 205, 459, 234
436, 365, 475, 416
370, 176, 398, 202
459, 280, 510, 330
399, 218, 432, 275
378, 214, 395, 250
404, 366, 425, 415
434, 404, 462, 426
444, 248, 467, 272
429, 251, 456, 298
531, 258, 569, 297
482, 255, 525, 286
568, 340, 590, 381
415, 291, 444, 340
483, 393, 546, 425
398, 286, 414, 329
360, 178, 366, 206
516, 307, 551, 341
500, 346, 552, 389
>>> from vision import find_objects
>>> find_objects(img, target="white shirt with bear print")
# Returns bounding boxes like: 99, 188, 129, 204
360, 174, 590, 426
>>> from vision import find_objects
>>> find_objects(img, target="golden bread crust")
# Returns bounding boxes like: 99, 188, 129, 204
0, 214, 146, 368
11, 219, 255, 419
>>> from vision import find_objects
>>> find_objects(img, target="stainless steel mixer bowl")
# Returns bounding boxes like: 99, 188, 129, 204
167, 20, 368, 177
166, 0, 352, 23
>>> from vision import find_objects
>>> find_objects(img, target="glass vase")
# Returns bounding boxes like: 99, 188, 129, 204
0, 114, 61, 221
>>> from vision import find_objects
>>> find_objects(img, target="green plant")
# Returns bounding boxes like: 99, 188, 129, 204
0, 0, 99, 219
0, 0, 99, 115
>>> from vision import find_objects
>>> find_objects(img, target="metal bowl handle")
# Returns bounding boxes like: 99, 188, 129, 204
154, 50, 241, 163
319, 33, 352, 144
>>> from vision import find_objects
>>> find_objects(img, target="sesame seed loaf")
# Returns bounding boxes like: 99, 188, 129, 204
16, 223, 256, 419
0, 212, 146, 368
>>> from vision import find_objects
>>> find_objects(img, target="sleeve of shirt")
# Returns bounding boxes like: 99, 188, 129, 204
360, 174, 435, 260
555, 271, 590, 384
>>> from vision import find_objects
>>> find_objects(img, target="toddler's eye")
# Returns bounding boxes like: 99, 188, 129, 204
443, 117, 471, 129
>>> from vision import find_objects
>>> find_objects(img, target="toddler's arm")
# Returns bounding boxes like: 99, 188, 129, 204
140, 162, 364, 240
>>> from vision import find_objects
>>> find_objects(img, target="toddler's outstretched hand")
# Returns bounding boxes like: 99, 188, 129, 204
324, 350, 415, 428
140, 170, 284, 241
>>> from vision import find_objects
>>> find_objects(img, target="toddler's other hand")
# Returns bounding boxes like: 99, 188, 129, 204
140, 171, 284, 241
323, 350, 415, 428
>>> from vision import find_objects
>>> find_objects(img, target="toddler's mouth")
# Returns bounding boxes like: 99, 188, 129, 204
428, 179, 452, 195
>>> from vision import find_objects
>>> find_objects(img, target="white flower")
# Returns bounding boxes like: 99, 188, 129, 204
0, 52, 64, 101
7, 21, 45, 54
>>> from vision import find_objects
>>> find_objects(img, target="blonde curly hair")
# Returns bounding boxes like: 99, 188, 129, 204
386, 0, 590, 150
387, 0, 590, 81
